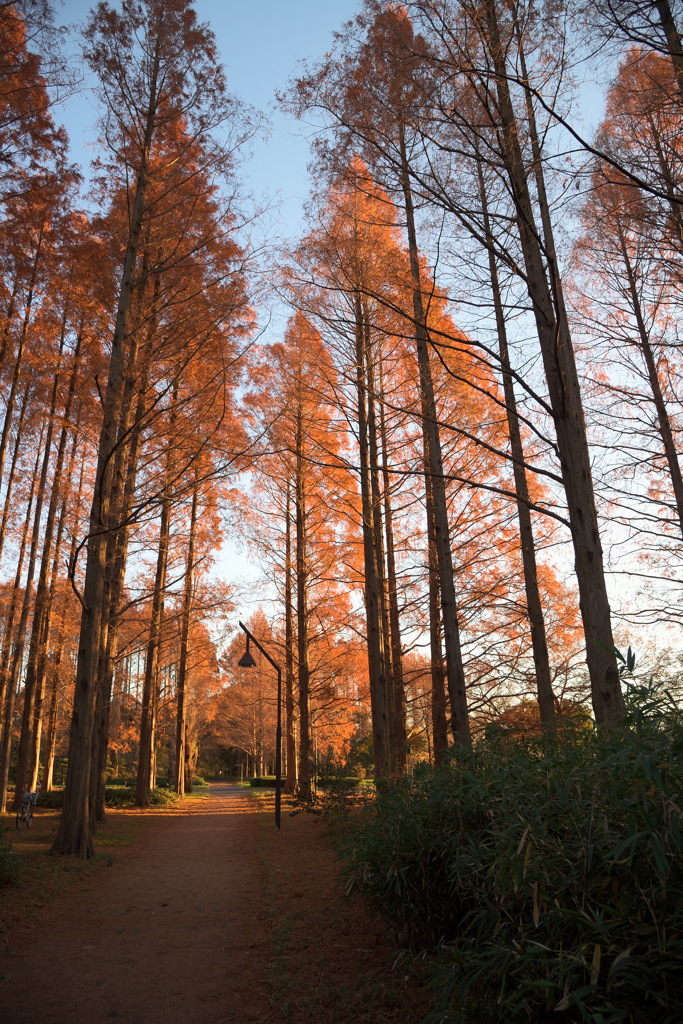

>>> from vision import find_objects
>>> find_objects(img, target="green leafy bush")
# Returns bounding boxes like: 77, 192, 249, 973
315, 757, 362, 793
36, 787, 176, 808
244, 775, 361, 790
38, 788, 133, 808
147, 788, 178, 805
341, 681, 683, 1022
345, 733, 374, 778
105, 788, 137, 806
191, 776, 207, 787
318, 776, 362, 790
36, 789, 65, 808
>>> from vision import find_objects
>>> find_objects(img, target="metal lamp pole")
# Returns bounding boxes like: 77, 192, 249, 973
238, 620, 282, 830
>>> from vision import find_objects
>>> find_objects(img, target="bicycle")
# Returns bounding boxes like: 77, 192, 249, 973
15, 788, 38, 830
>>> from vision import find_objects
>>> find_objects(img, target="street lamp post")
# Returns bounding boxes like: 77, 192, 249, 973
238, 620, 282, 830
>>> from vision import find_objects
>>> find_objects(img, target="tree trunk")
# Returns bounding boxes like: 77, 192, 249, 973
295, 400, 313, 799
24, 330, 84, 790
424, 434, 449, 763
475, 153, 555, 726
29, 424, 81, 789
0, 380, 30, 568
44, 453, 86, 793
354, 293, 390, 777
167, 709, 175, 788
184, 736, 193, 792
135, 377, 175, 808
92, 334, 153, 824
284, 479, 297, 794
0, 275, 19, 369
0, 224, 45, 491
378, 359, 407, 770
11, 392, 58, 807
150, 706, 158, 788
175, 479, 198, 797
52, 43, 162, 856
92, 290, 156, 824
616, 222, 683, 537
399, 128, 471, 744
656, 0, 683, 98
42, 672, 61, 792
486, 0, 622, 724
364, 306, 395, 768
0, 425, 44, 811
135, 483, 171, 806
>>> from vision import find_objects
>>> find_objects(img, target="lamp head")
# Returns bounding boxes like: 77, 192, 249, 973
238, 635, 256, 668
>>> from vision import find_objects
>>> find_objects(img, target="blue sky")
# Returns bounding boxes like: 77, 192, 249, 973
56, 0, 360, 240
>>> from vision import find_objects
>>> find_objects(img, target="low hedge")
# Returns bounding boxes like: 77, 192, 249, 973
109, 778, 176, 789
36, 787, 180, 809
37, 788, 136, 808
36, 789, 65, 808
248, 775, 362, 789
318, 776, 362, 791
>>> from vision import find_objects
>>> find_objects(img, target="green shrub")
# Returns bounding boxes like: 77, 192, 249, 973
104, 788, 136, 806
244, 775, 367, 789
37, 789, 65, 808
249, 776, 277, 787
39, 788, 136, 809
0, 828, 20, 887
105, 788, 179, 806
53, 758, 68, 786
105, 774, 133, 787
340, 680, 683, 1022
147, 788, 178, 805
36, 787, 181, 809
345, 733, 374, 777
318, 776, 362, 790
191, 776, 207, 787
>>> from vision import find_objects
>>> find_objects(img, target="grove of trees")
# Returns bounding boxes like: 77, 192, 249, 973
1, 0, 682, 856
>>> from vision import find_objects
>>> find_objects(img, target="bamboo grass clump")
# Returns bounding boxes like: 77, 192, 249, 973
340, 681, 683, 1022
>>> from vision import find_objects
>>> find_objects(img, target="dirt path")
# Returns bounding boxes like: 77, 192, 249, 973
1, 785, 269, 1024
1, 784, 429, 1024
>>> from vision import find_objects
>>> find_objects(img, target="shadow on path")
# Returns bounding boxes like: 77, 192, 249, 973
1, 784, 269, 1024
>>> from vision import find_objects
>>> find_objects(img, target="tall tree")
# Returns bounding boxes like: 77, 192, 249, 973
53, 0, 253, 857
294, 1, 622, 723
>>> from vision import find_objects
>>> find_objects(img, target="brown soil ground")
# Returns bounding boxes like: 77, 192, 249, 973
0, 785, 430, 1024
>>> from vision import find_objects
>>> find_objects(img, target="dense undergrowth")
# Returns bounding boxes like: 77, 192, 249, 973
340, 680, 683, 1023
